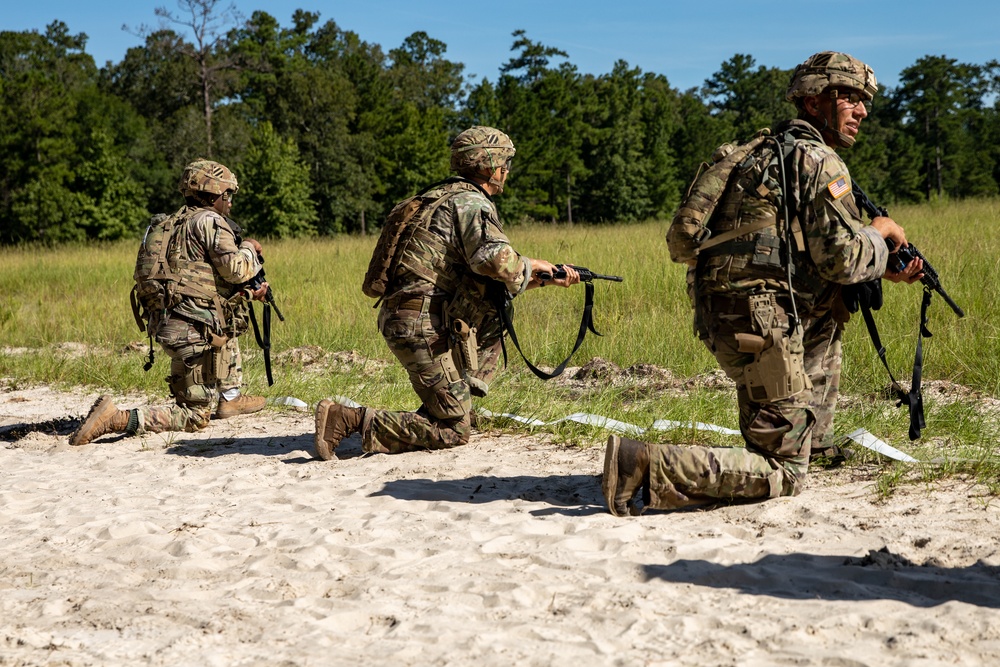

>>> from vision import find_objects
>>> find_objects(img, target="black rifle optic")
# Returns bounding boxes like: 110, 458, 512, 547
242, 257, 284, 386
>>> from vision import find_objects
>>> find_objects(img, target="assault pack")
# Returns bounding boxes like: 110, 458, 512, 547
666, 129, 775, 264
130, 209, 228, 369
362, 179, 461, 300
131, 211, 179, 337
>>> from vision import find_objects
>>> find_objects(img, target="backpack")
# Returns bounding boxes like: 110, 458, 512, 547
666, 130, 772, 264
130, 212, 180, 334
361, 181, 456, 299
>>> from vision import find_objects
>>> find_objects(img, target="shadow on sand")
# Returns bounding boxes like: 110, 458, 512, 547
643, 549, 1000, 608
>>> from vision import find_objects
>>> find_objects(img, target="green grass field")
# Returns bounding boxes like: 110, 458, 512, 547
3, 198, 998, 495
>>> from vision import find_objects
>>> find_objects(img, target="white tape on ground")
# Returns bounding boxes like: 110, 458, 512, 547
477, 409, 740, 437
844, 427, 919, 462
478, 410, 918, 462
326, 399, 918, 462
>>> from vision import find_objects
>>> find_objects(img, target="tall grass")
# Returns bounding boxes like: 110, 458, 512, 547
2, 199, 998, 493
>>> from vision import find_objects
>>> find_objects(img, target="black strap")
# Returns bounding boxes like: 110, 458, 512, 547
856, 291, 928, 441
494, 281, 602, 380
143, 334, 155, 371
248, 302, 275, 386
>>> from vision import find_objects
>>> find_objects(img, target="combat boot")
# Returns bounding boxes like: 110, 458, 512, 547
602, 434, 650, 517
214, 394, 266, 419
314, 399, 364, 460
69, 395, 134, 446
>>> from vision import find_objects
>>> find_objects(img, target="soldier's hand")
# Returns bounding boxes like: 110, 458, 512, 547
870, 216, 908, 252
250, 281, 269, 301
246, 238, 264, 258
529, 260, 580, 288
885, 256, 924, 284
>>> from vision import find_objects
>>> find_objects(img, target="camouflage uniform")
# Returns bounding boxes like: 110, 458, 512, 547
363, 178, 531, 453
138, 205, 261, 434
649, 118, 888, 507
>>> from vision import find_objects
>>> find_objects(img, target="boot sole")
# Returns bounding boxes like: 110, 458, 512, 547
69, 395, 113, 447
602, 434, 625, 517
314, 399, 335, 461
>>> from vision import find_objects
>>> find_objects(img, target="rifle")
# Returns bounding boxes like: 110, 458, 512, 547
538, 264, 625, 284
243, 257, 285, 386
489, 264, 623, 380
852, 183, 963, 318
851, 182, 964, 440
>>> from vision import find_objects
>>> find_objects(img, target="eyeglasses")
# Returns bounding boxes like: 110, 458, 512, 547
502, 157, 514, 173
829, 89, 872, 112
221, 191, 234, 202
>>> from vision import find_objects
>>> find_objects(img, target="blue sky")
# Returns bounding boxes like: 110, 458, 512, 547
6, 0, 1000, 92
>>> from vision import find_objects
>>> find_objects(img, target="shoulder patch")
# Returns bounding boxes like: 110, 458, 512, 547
827, 176, 850, 200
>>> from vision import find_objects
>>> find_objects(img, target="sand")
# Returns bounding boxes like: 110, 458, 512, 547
2, 383, 1000, 666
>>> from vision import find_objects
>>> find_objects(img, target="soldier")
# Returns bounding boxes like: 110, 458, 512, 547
605, 52, 925, 516
70, 159, 269, 446
314, 126, 580, 459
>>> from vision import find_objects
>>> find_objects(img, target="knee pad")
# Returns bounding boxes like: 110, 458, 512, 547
168, 355, 213, 408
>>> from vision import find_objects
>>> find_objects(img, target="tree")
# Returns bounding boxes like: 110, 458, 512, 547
236, 121, 317, 238
702, 54, 794, 141
140, 0, 244, 157
0, 22, 151, 242
492, 32, 587, 223
895, 55, 995, 199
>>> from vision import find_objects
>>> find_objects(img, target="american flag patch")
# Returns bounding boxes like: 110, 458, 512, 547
827, 176, 850, 199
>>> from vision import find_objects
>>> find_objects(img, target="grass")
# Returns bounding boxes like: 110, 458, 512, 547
2, 198, 999, 496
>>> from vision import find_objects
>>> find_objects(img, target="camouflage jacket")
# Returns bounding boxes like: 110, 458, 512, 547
167, 205, 261, 335
384, 179, 531, 336
697, 119, 888, 317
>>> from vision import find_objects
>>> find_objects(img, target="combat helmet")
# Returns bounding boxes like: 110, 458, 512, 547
178, 159, 239, 198
450, 126, 516, 175
786, 51, 878, 102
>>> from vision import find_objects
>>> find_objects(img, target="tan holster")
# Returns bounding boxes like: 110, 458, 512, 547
737, 293, 811, 403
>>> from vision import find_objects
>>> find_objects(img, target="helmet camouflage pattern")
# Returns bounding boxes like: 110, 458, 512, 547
178, 159, 239, 197
450, 126, 516, 174
786, 51, 878, 102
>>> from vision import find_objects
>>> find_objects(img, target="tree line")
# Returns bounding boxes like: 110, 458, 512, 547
2, 5, 999, 244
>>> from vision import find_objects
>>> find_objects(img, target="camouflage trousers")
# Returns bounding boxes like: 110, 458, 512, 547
136, 317, 243, 435
364, 300, 501, 454
647, 308, 842, 507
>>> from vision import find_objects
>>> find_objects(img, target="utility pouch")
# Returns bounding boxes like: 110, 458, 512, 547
201, 341, 232, 385
449, 319, 488, 397
451, 319, 479, 373
742, 326, 810, 403
439, 349, 463, 384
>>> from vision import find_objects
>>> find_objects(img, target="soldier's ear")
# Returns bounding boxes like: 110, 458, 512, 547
802, 94, 822, 117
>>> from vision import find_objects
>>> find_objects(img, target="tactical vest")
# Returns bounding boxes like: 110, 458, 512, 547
131, 207, 230, 336
365, 179, 483, 300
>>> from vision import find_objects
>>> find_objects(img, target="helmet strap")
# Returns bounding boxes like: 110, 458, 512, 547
807, 96, 855, 149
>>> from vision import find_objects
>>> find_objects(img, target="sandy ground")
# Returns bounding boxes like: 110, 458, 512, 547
2, 383, 1000, 667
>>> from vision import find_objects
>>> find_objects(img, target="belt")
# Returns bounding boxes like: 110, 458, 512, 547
707, 294, 752, 316
707, 293, 791, 317
394, 295, 445, 315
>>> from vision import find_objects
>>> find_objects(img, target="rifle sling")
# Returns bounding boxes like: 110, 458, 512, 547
493, 281, 601, 381
857, 292, 928, 441
248, 301, 275, 387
